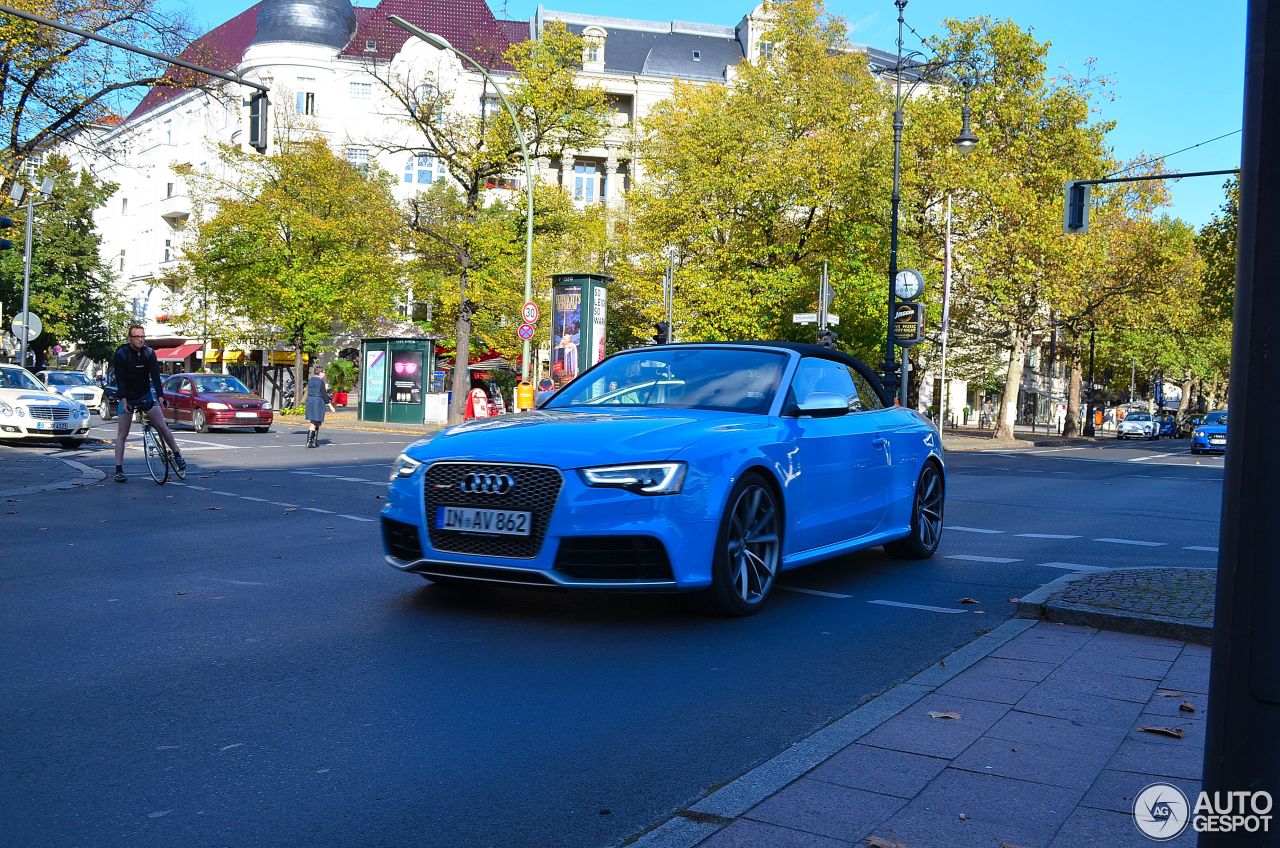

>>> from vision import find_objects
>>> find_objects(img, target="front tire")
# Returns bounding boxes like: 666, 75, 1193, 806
192, 408, 209, 434
885, 462, 945, 560
59, 438, 84, 450
704, 472, 782, 616
100, 402, 115, 421
142, 429, 168, 484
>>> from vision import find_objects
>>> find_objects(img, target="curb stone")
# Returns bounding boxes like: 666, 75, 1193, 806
0, 457, 105, 497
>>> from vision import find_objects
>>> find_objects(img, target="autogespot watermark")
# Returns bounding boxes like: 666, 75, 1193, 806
1134, 783, 1274, 840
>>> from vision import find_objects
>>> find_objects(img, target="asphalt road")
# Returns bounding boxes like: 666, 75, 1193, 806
0, 422, 1223, 848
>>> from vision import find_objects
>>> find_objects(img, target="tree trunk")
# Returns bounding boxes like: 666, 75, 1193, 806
993, 331, 1026, 441
448, 277, 473, 425
1062, 355, 1083, 438
293, 332, 306, 409
1177, 375, 1194, 416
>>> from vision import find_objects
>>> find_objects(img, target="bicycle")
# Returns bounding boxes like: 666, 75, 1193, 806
135, 406, 185, 484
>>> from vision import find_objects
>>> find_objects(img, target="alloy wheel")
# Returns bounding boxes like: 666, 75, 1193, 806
725, 483, 781, 606
916, 464, 944, 550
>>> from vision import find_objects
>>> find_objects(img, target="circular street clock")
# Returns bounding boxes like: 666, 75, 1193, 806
894, 269, 925, 301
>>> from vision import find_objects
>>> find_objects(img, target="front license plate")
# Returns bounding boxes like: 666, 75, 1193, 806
436, 506, 531, 536
1210, 437, 1225, 444
235, 411, 259, 418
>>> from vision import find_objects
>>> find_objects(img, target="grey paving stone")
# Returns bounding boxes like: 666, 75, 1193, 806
1161, 650, 1211, 694
968, 655, 1059, 682
1143, 688, 1207, 718
1041, 666, 1161, 702
936, 667, 1039, 705
1107, 737, 1205, 781
869, 769, 1084, 848
986, 709, 1129, 754
1058, 652, 1174, 681
807, 744, 948, 799
1015, 685, 1148, 729
745, 779, 905, 843
1081, 631, 1186, 661
1079, 769, 1201, 816
696, 818, 855, 848
857, 694, 1011, 759
951, 735, 1110, 789
1049, 805, 1199, 847
990, 623, 1095, 664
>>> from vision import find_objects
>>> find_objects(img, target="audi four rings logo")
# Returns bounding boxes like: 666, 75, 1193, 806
460, 472, 516, 494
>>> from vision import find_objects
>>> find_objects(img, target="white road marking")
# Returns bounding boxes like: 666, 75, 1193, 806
239, 496, 268, 502
1184, 545, 1219, 552
338, 514, 375, 522
209, 490, 239, 497
1016, 533, 1081, 539
946, 526, 1004, 534
1129, 453, 1178, 463
946, 555, 1021, 563
1029, 447, 1086, 453
1094, 537, 1166, 547
869, 600, 968, 614
1038, 561, 1111, 572
779, 586, 853, 599
301, 507, 333, 514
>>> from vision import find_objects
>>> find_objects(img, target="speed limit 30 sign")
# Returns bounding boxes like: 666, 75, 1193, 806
521, 301, 540, 324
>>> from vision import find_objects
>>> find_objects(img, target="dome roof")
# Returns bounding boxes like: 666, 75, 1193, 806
250, 0, 357, 51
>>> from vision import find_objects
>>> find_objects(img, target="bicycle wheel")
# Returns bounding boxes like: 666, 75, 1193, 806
142, 427, 168, 484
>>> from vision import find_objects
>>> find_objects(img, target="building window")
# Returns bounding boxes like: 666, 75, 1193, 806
365, 39, 377, 52
346, 146, 370, 172
480, 94, 501, 119
585, 43, 600, 64
692, 50, 701, 61
165, 182, 174, 198
413, 84, 444, 122
163, 239, 172, 263
164, 119, 173, 145
349, 81, 372, 99
573, 163, 601, 203
296, 78, 316, 115
758, 40, 775, 59
404, 154, 436, 185
24, 156, 42, 176
119, 249, 126, 272
121, 197, 128, 215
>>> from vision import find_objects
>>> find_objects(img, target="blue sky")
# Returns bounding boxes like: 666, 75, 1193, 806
180, 0, 1246, 229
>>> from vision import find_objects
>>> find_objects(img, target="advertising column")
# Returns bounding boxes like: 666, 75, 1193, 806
550, 273, 612, 387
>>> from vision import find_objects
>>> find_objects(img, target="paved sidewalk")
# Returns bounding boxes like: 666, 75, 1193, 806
631, 569, 1216, 848
0, 447, 104, 496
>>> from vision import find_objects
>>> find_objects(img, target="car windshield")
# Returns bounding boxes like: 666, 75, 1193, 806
194, 376, 250, 394
1127, 413, 1152, 422
1205, 412, 1227, 425
0, 366, 44, 391
46, 372, 91, 386
545, 347, 788, 414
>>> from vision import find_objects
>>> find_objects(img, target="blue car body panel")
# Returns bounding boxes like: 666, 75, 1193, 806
1191, 412, 1227, 453
381, 344, 943, 591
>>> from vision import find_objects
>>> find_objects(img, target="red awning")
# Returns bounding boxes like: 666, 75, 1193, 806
153, 343, 203, 362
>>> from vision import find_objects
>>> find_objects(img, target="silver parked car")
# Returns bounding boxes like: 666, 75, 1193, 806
1116, 412, 1159, 440
37, 370, 104, 415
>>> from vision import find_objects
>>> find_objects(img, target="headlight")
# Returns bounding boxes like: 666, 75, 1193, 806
75, 404, 87, 417
390, 453, 422, 481
1194, 430, 1204, 438
580, 462, 687, 495
0, 401, 11, 416
207, 402, 230, 410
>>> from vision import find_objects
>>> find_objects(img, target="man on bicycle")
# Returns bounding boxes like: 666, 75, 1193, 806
112, 325, 185, 482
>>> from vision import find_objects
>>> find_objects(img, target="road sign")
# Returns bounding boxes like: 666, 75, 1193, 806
891, 302, 923, 346
11, 311, 41, 342
517, 322, 536, 341
792, 312, 818, 325
521, 301, 540, 324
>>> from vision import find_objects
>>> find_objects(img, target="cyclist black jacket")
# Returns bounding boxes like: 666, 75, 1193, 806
112, 344, 164, 400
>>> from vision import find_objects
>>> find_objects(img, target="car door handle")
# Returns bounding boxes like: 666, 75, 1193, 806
871, 437, 888, 448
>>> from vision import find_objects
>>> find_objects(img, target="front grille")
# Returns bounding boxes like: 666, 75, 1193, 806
425, 462, 563, 559
554, 536, 675, 581
28, 406, 70, 421
382, 517, 424, 562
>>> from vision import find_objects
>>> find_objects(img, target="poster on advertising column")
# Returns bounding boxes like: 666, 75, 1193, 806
390, 349, 423, 404
364, 349, 385, 404
591, 284, 608, 369
551, 284, 582, 388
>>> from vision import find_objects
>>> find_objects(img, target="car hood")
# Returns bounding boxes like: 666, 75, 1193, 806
200, 393, 264, 403
1119, 419, 1153, 428
0, 388, 76, 406
1197, 424, 1227, 435
407, 408, 748, 467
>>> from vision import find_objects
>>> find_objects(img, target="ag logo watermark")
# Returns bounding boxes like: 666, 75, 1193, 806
1134, 783, 1274, 840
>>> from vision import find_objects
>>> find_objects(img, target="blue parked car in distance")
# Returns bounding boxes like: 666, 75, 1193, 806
381, 342, 946, 615
1191, 410, 1227, 454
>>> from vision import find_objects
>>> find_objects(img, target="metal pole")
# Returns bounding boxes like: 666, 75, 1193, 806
1083, 326, 1096, 437
885, 0, 907, 404
387, 16, 534, 383
18, 192, 33, 367
1130, 357, 1135, 403
664, 252, 674, 343
939, 194, 951, 427
1201, 2, 1280, 840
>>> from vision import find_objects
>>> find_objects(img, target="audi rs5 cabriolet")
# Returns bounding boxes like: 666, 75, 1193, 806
381, 342, 945, 615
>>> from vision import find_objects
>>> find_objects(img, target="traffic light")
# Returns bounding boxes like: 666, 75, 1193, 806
817, 328, 838, 349
1063, 180, 1090, 233
249, 92, 269, 152
0, 215, 14, 250
652, 321, 670, 345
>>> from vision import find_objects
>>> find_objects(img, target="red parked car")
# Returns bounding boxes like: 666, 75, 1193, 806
160, 373, 273, 433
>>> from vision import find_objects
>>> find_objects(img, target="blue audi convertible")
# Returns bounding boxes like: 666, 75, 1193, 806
381, 342, 945, 615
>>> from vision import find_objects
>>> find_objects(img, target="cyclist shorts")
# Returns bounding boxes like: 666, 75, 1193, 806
120, 393, 156, 415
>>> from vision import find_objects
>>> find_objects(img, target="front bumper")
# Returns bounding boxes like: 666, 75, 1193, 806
206, 410, 273, 427
1192, 435, 1226, 452
0, 419, 90, 439
381, 464, 718, 590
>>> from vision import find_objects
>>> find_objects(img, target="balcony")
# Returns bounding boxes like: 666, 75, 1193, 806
157, 194, 191, 224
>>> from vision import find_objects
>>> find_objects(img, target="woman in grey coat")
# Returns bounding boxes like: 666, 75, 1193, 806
305, 367, 335, 448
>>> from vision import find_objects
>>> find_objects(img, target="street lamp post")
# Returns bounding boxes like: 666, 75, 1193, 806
387, 16, 535, 384
8, 176, 54, 368
885, 0, 978, 407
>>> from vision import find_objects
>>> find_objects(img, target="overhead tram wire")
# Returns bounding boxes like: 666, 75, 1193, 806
1105, 130, 1242, 179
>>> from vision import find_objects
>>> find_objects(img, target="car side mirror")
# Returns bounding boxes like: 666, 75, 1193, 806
796, 391, 850, 418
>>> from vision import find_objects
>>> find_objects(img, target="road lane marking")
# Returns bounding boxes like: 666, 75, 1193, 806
1038, 561, 1111, 572
946, 555, 1021, 563
1016, 533, 1081, 539
1184, 545, 1218, 552
869, 600, 968, 614
946, 526, 1004, 534
779, 586, 852, 599
338, 514, 375, 522
1030, 447, 1086, 453
1094, 538, 1166, 547
1129, 453, 1178, 463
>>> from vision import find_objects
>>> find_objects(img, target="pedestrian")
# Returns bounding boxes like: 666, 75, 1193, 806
305, 366, 335, 448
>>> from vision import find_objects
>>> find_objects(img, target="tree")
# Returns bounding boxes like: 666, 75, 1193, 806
0, 152, 124, 363
173, 137, 406, 405
1, 0, 200, 192
365, 21, 610, 423
1198, 177, 1238, 323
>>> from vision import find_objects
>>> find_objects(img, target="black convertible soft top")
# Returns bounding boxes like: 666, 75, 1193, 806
653, 340, 892, 407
